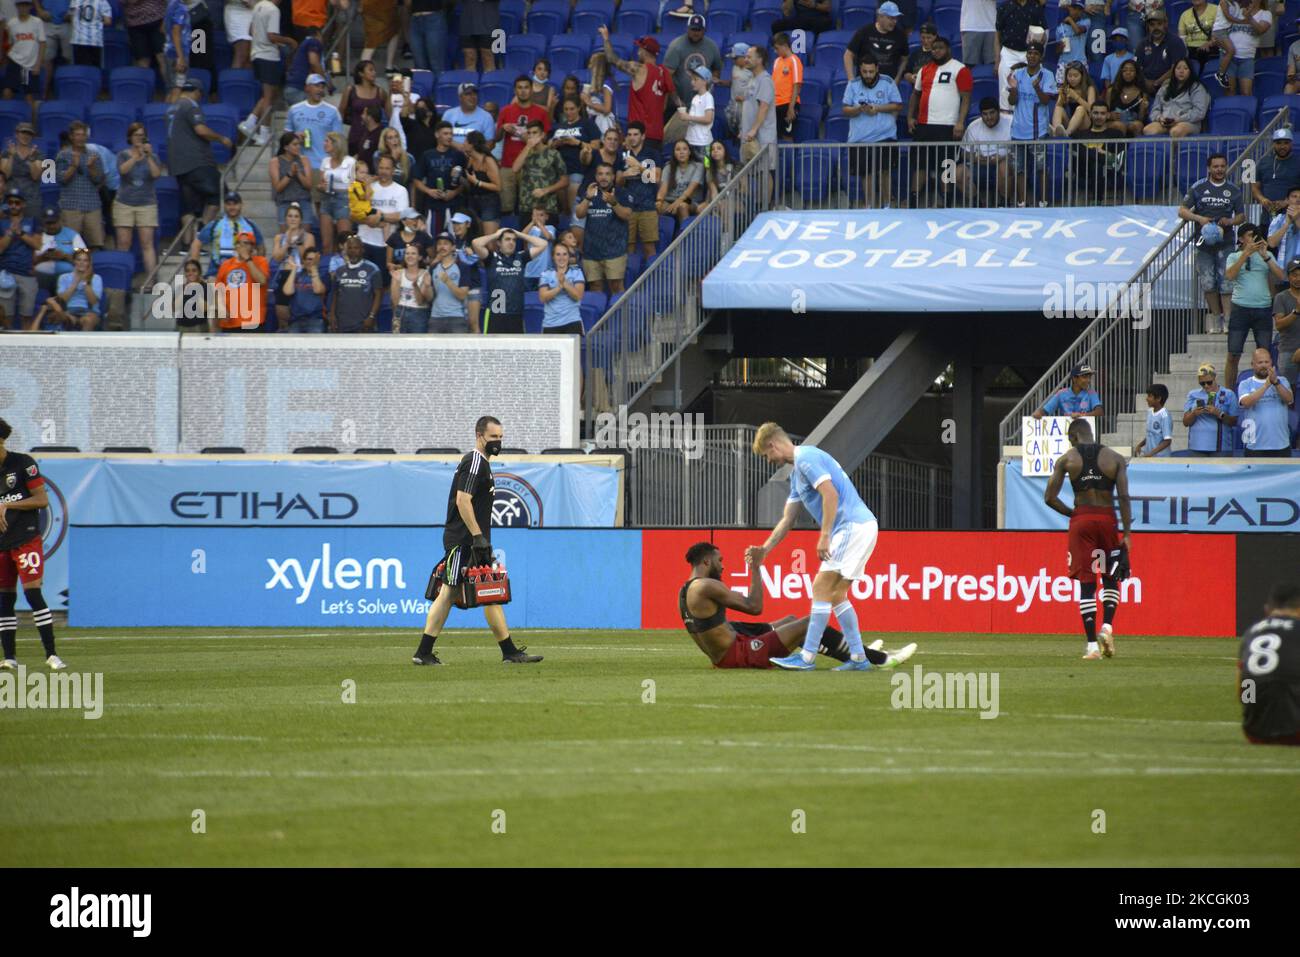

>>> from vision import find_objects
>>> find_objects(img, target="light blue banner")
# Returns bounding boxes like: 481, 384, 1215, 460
1004, 460, 1300, 532
701, 206, 1177, 312
69, 527, 642, 628
31, 457, 620, 611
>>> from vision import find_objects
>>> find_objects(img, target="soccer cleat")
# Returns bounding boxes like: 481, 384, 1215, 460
1100, 624, 1115, 658
1082, 649, 1103, 660
0, 658, 16, 671
502, 646, 543, 664
412, 652, 443, 666
832, 658, 872, 672
867, 639, 885, 651
46, 655, 67, 671
875, 642, 918, 670
770, 651, 816, 671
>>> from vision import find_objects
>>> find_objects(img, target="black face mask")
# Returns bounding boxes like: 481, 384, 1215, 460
485, 440, 502, 457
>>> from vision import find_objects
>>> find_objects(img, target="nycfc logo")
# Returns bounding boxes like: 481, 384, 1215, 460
491, 473, 543, 528
749, 639, 765, 652
39, 477, 68, 560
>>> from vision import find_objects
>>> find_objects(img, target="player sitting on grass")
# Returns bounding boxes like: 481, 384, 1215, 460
1239, 582, 1300, 746
679, 541, 914, 670
0, 418, 67, 671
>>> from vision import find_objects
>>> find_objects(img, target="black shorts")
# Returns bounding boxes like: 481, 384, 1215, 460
2, 62, 40, 97
732, 620, 774, 637
177, 165, 222, 211
73, 45, 103, 68
461, 33, 494, 50
484, 312, 523, 333
427, 541, 474, 598
128, 21, 165, 61
254, 58, 284, 86
777, 101, 797, 139
465, 193, 501, 223
848, 142, 895, 179
543, 320, 584, 336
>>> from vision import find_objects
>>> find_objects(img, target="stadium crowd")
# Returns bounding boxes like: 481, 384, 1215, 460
2, 0, 1300, 335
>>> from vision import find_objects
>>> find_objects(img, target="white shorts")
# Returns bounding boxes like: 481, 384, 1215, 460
225, 4, 254, 42
819, 519, 878, 581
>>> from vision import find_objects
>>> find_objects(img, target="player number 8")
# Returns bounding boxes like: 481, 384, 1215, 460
1245, 633, 1281, 675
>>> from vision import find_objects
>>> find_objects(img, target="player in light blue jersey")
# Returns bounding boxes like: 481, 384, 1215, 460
749, 423, 917, 672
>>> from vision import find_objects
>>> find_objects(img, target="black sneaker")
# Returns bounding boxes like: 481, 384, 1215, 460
412, 652, 443, 665
502, 646, 543, 664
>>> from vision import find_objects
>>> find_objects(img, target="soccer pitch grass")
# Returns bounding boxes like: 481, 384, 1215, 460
2, 629, 1296, 868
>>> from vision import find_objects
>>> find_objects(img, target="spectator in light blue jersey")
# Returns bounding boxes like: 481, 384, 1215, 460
749, 422, 917, 673
1134, 383, 1173, 457
1238, 348, 1295, 457
1035, 364, 1104, 419
1182, 362, 1239, 455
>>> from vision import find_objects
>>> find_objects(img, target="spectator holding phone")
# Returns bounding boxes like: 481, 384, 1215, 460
1182, 362, 1240, 455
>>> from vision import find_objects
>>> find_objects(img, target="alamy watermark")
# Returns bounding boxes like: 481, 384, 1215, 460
1042, 277, 1152, 329
0, 665, 103, 719
890, 665, 1000, 720
591, 406, 705, 460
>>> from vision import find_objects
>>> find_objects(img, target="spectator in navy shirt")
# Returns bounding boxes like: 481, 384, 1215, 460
551, 97, 602, 216
411, 121, 465, 236
471, 226, 551, 334
574, 162, 633, 295
1136, 10, 1188, 94
1033, 364, 1104, 418
278, 246, 330, 332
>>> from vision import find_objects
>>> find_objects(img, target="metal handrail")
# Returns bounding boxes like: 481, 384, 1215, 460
136, 6, 348, 300
582, 142, 776, 429
996, 109, 1289, 447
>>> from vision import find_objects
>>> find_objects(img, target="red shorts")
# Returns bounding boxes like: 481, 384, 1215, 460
1067, 506, 1119, 581
0, 535, 44, 589
714, 629, 787, 669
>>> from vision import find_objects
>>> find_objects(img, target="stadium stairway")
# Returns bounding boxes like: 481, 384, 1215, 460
1101, 333, 1229, 453
133, 107, 287, 330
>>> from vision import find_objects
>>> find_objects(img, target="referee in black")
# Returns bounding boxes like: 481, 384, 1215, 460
413, 416, 543, 665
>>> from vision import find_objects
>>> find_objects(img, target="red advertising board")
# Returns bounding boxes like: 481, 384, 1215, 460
641, 530, 1238, 637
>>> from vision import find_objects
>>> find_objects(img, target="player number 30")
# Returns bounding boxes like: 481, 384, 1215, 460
1245, 633, 1281, 675
16, 551, 41, 573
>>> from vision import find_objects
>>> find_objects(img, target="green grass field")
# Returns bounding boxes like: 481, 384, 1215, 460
1, 628, 1296, 867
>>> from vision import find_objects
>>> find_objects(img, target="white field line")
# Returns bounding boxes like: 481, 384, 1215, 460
2, 765, 1296, 780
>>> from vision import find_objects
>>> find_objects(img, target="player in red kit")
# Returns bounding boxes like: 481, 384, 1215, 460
1044, 418, 1133, 660
0, 418, 67, 671
599, 27, 674, 154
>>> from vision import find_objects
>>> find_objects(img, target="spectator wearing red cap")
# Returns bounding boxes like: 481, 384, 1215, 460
599, 25, 675, 155
214, 232, 270, 332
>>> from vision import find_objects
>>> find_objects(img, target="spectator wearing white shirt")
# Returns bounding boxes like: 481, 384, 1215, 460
1134, 384, 1173, 457
237, 0, 297, 147
961, 0, 998, 65
680, 65, 716, 161
2, 1, 45, 108
959, 97, 1014, 206
355, 154, 407, 273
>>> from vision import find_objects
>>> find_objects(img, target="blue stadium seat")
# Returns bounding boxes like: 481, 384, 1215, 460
410, 69, 434, 101
211, 28, 233, 74
793, 142, 844, 202
500, 0, 525, 34
186, 67, 213, 99
1254, 65, 1287, 101
477, 80, 513, 107
1175, 139, 1220, 195
523, 305, 544, 334
934, 8, 961, 42
1208, 95, 1257, 134
526, 0, 570, 37
505, 35, 550, 76
435, 69, 479, 106
604, 33, 637, 64
708, 9, 745, 36
749, 7, 782, 33
1259, 94, 1300, 128
88, 101, 137, 152
54, 65, 104, 102
109, 67, 157, 109
216, 69, 260, 118
801, 64, 831, 108
549, 35, 593, 75
1125, 140, 1169, 199
815, 30, 856, 75
155, 176, 180, 238
37, 100, 88, 136
93, 251, 136, 291
657, 215, 676, 253
103, 27, 132, 71
614, 0, 657, 37
794, 105, 824, 141
203, 103, 241, 162
826, 107, 849, 142
572, 0, 615, 34
0, 101, 31, 145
